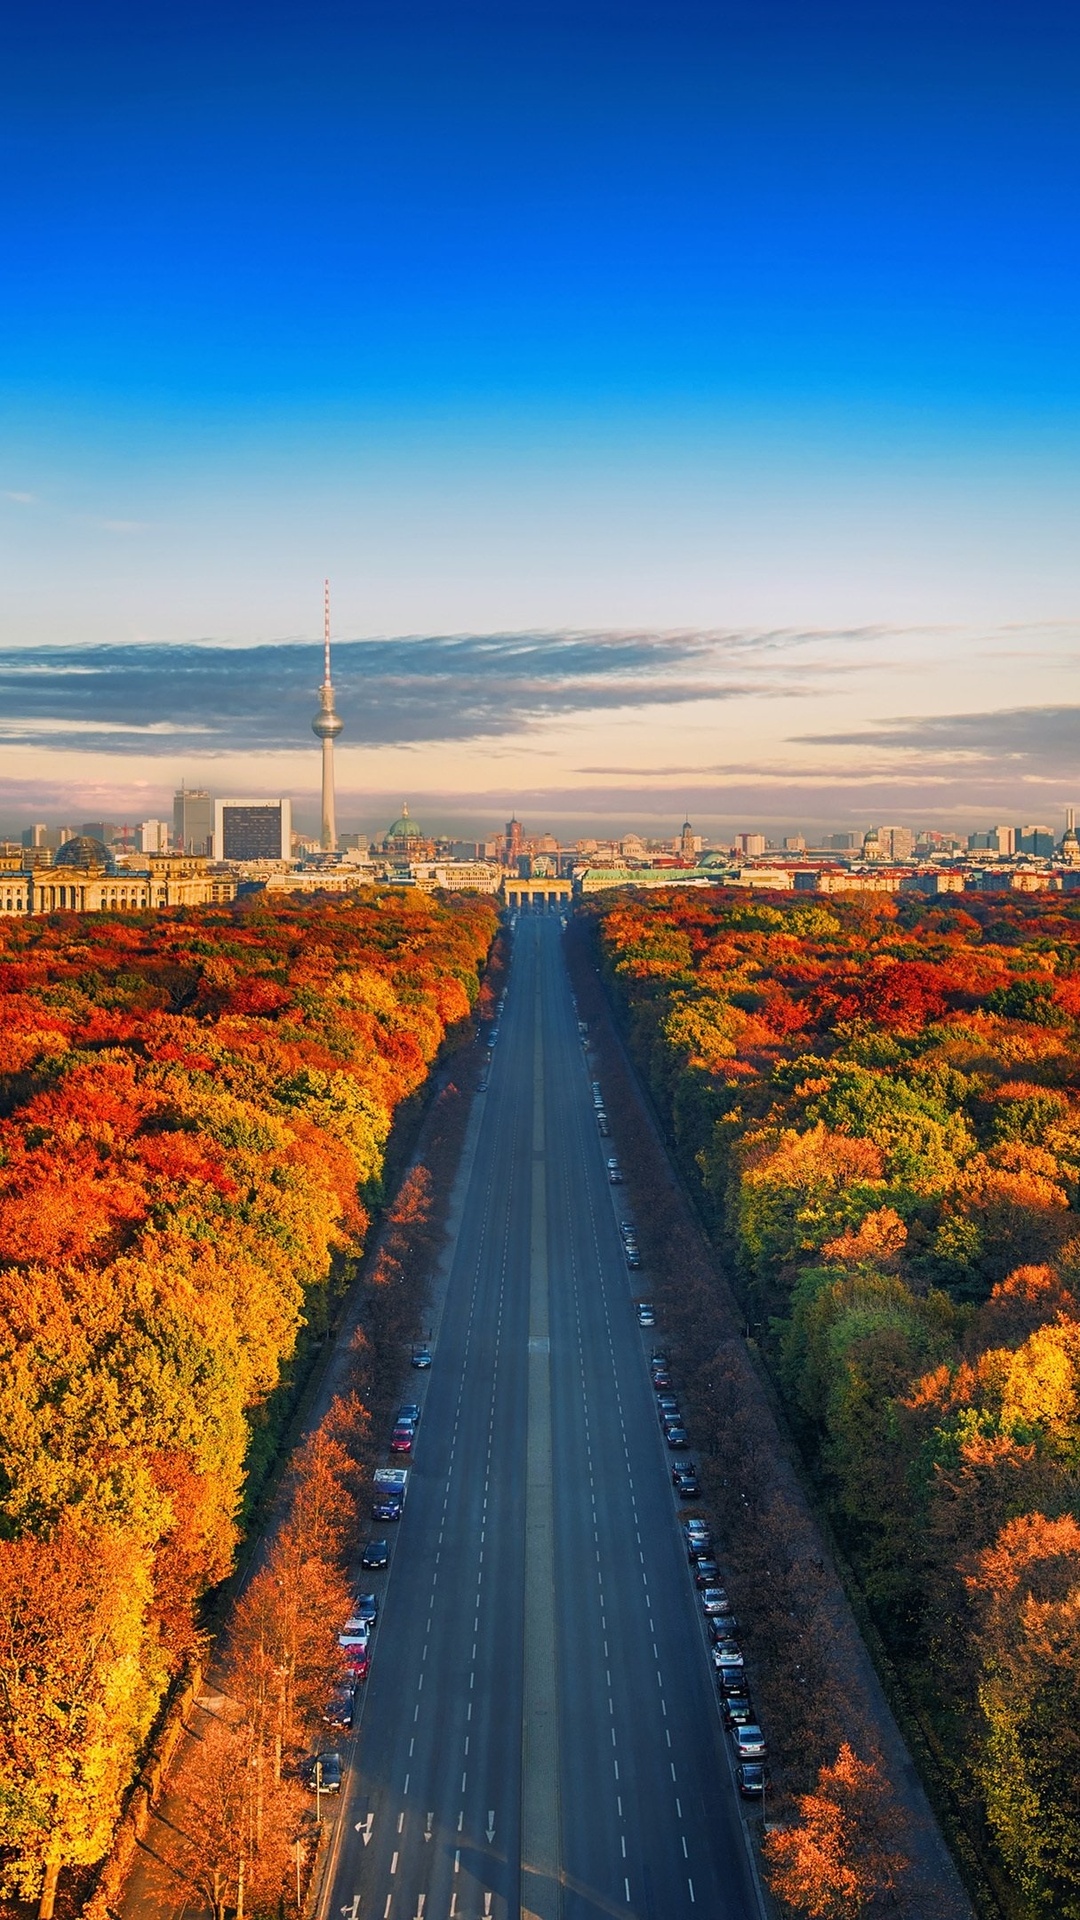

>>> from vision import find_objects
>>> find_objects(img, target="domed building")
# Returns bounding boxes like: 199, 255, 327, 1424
54, 835, 113, 872
382, 803, 435, 860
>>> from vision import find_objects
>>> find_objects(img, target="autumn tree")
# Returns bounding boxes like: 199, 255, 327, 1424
763, 1744, 908, 1919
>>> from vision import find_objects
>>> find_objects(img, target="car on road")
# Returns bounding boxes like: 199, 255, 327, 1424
701, 1588, 731, 1616
323, 1685, 355, 1730
718, 1661, 749, 1694
338, 1636, 369, 1680
737, 1761, 768, 1799
666, 1425, 690, 1449
673, 1467, 700, 1497
411, 1346, 432, 1369
733, 1724, 768, 1761
389, 1425, 413, 1454
353, 1593, 378, 1625
636, 1301, 655, 1326
307, 1752, 343, 1794
722, 1693, 754, 1729
361, 1539, 389, 1570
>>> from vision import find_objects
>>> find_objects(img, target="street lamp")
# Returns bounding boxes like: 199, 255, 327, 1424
315, 1758, 323, 1824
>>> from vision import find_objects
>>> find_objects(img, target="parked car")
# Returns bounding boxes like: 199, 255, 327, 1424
323, 1685, 355, 1730
718, 1662, 749, 1695
708, 1611, 739, 1638
666, 1425, 690, 1449
656, 1393, 679, 1412
636, 1302, 655, 1326
693, 1560, 720, 1588
307, 1752, 343, 1794
620, 1221, 636, 1241
713, 1640, 745, 1669
361, 1539, 389, 1569
389, 1425, 413, 1454
353, 1592, 378, 1625
338, 1636, 369, 1680
397, 1404, 420, 1427
722, 1693, 755, 1729
626, 1250, 641, 1269
597, 1113, 611, 1135
673, 1468, 701, 1497
701, 1588, 730, 1616
733, 1724, 768, 1761
608, 1160, 624, 1184
737, 1761, 768, 1799
411, 1346, 432, 1369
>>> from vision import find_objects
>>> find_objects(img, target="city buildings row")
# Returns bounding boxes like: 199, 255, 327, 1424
5, 796, 1080, 919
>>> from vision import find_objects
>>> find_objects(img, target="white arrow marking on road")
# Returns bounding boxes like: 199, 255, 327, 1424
424, 1810, 433, 1842
354, 1814, 374, 1845
340, 1900, 360, 1920
484, 1896, 493, 1917
413, 1899, 425, 1920
486, 1810, 496, 1843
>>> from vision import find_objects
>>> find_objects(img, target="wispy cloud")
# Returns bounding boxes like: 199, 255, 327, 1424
797, 703, 1080, 774
3, 490, 37, 505
0, 627, 852, 757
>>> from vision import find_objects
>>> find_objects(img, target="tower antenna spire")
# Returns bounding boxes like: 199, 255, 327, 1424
323, 577, 332, 685
312, 578, 343, 852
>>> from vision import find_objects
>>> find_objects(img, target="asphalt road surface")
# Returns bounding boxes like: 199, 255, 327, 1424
316, 914, 760, 1920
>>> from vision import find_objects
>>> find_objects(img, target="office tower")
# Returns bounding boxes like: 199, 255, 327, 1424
214, 798, 292, 862
173, 787, 215, 856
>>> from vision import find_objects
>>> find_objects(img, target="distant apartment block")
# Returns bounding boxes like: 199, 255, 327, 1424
213, 798, 292, 862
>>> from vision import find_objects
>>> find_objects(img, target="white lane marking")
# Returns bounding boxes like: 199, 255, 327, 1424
390, 1851, 399, 1875
397, 1812, 405, 1834
688, 1878, 696, 1903
682, 1837, 689, 1857
487, 1810, 496, 1843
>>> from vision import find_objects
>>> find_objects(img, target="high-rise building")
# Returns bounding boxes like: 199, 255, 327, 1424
21, 824, 48, 848
137, 819, 170, 854
989, 825, 1015, 856
1017, 824, 1054, 857
214, 798, 292, 862
173, 788, 215, 856
505, 817, 524, 864
738, 833, 767, 857
311, 580, 343, 851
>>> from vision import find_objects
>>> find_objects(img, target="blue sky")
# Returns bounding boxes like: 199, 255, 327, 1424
2, 0, 1079, 837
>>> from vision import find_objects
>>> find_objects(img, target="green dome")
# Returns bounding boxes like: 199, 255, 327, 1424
387, 803, 422, 839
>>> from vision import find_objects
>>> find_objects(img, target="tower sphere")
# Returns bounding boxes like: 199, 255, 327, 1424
312, 704, 343, 739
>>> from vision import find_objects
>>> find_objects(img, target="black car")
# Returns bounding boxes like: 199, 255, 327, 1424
397, 1404, 421, 1427
353, 1592, 378, 1625
656, 1393, 679, 1413
361, 1538, 389, 1570
323, 1685, 355, 1730
722, 1693, 754, 1729
307, 1752, 343, 1794
666, 1426, 690, 1449
693, 1560, 720, 1588
737, 1761, 768, 1800
674, 1470, 701, 1498
411, 1346, 432, 1369
626, 1251, 641, 1269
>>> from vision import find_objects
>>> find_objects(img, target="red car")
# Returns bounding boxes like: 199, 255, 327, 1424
389, 1425, 414, 1455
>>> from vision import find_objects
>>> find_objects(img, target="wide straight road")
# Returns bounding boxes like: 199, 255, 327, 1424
318, 914, 759, 1920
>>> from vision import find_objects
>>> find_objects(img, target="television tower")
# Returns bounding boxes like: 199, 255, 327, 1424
311, 579, 343, 851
